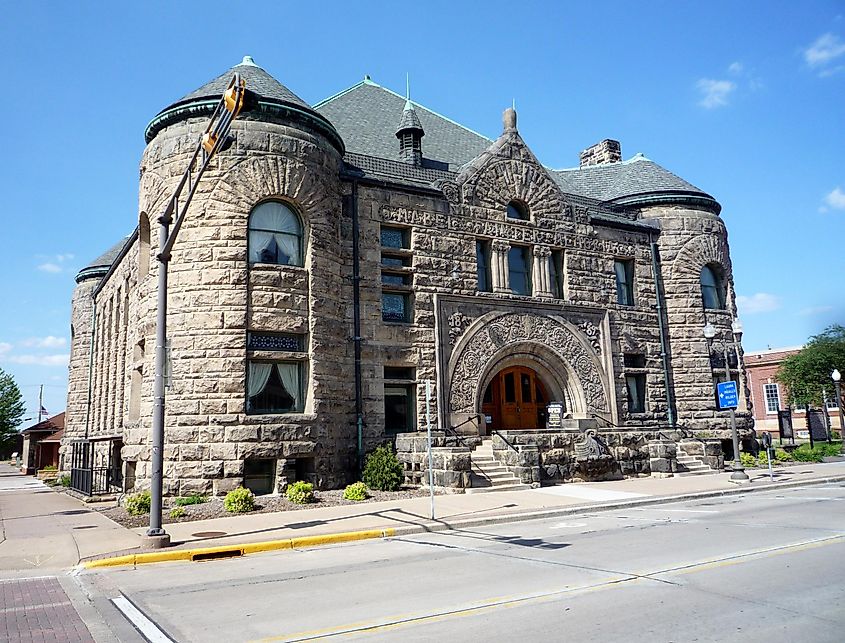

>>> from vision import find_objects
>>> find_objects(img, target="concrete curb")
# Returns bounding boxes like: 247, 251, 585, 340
79, 474, 845, 570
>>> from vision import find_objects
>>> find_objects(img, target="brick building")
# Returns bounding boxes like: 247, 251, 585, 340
745, 347, 843, 437
62, 57, 753, 495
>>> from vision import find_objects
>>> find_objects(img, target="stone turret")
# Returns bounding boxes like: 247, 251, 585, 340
123, 56, 351, 495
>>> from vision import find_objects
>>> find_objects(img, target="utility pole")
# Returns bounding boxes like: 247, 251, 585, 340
38, 384, 44, 423
144, 74, 246, 549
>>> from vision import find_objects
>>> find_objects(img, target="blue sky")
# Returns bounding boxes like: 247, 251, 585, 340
0, 1, 843, 421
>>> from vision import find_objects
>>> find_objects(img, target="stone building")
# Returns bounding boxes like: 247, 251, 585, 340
62, 57, 753, 496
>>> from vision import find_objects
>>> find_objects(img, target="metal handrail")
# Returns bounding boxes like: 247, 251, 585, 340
491, 430, 519, 453
590, 412, 615, 428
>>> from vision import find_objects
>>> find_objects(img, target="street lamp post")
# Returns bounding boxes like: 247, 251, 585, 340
833, 369, 844, 455
704, 320, 750, 483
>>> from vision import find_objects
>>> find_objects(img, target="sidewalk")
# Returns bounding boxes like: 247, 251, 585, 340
0, 463, 138, 574
114, 459, 845, 560
4, 460, 845, 571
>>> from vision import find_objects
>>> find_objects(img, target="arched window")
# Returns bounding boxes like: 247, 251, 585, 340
248, 201, 303, 266
700, 265, 726, 310
506, 200, 529, 221
139, 213, 150, 278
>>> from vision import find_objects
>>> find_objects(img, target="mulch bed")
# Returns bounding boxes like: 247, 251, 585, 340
94, 487, 432, 529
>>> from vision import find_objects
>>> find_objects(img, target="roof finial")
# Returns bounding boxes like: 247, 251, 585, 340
239, 55, 258, 67
406, 73, 410, 101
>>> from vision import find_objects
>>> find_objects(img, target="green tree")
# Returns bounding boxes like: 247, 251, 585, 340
776, 325, 845, 408
0, 368, 26, 454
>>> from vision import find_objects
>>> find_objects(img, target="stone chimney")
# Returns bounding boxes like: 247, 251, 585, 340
579, 139, 622, 167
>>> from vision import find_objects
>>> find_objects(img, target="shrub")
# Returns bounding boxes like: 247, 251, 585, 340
169, 506, 185, 519
792, 445, 824, 463
362, 445, 404, 491
819, 442, 843, 457
224, 487, 255, 513
42, 465, 58, 471
58, 474, 71, 487
286, 481, 315, 504
125, 491, 152, 516
757, 450, 769, 465
174, 494, 207, 507
739, 452, 757, 468
774, 448, 793, 462
343, 482, 369, 501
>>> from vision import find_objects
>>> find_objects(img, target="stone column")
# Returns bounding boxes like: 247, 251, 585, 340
491, 240, 510, 293
533, 246, 552, 297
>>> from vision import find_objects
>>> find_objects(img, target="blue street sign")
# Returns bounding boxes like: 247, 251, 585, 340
717, 380, 739, 409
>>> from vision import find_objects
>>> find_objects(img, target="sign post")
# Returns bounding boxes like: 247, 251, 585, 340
716, 380, 748, 482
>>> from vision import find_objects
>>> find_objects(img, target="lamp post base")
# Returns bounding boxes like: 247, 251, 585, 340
728, 464, 751, 484
141, 533, 171, 549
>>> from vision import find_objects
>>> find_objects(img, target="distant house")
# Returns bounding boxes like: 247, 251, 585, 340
744, 348, 842, 437
19, 413, 65, 475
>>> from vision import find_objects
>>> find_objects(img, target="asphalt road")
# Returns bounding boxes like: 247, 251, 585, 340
79, 484, 845, 642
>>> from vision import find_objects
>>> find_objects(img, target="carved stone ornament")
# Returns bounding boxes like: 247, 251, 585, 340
448, 312, 608, 414
574, 429, 610, 461
448, 312, 474, 346
436, 180, 461, 204
577, 320, 602, 355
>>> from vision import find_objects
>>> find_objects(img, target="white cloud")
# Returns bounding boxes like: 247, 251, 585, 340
799, 305, 834, 316
0, 342, 11, 355
21, 336, 67, 348
728, 62, 743, 75
4, 354, 69, 366
696, 79, 736, 108
736, 293, 781, 315
804, 33, 845, 68
35, 253, 75, 274
823, 186, 845, 211
37, 262, 62, 273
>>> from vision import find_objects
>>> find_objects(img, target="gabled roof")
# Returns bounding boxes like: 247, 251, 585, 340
315, 79, 490, 171
21, 412, 65, 435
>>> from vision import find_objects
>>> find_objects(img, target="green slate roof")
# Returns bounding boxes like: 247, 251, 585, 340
76, 236, 133, 283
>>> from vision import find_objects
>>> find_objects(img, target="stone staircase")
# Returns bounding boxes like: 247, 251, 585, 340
465, 438, 531, 493
676, 444, 717, 477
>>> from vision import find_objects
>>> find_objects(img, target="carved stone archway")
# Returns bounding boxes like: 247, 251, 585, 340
447, 312, 609, 422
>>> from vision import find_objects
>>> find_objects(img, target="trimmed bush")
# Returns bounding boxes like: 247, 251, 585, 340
286, 481, 314, 504
125, 491, 152, 516
757, 450, 769, 465
58, 474, 71, 487
343, 482, 369, 501
774, 448, 793, 462
224, 487, 255, 513
362, 445, 404, 491
739, 452, 756, 468
169, 506, 186, 519
174, 494, 207, 507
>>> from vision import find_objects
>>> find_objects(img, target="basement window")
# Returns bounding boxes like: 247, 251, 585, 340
244, 459, 275, 496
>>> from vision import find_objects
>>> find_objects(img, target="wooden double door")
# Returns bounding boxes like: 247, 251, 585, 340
482, 366, 548, 430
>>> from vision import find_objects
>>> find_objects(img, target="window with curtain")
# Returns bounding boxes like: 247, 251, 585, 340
248, 201, 303, 266
614, 259, 634, 306
700, 265, 726, 309
626, 373, 646, 413
246, 360, 304, 414
508, 245, 532, 295
476, 240, 492, 292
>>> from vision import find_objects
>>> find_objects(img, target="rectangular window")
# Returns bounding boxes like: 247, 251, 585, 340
246, 360, 304, 414
476, 240, 492, 293
381, 272, 411, 286
381, 255, 411, 268
763, 383, 781, 414
549, 250, 564, 299
380, 226, 409, 249
384, 366, 416, 434
626, 374, 646, 413
247, 332, 304, 352
614, 259, 635, 306
382, 292, 411, 323
825, 394, 838, 410
508, 245, 532, 296
243, 459, 276, 496
623, 353, 646, 369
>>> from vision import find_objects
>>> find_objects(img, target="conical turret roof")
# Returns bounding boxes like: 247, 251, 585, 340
395, 100, 424, 136
144, 56, 343, 152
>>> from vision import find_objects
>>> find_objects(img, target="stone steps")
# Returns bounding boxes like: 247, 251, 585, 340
467, 439, 529, 492
676, 446, 718, 477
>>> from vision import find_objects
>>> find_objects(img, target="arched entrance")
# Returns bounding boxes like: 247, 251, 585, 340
481, 365, 553, 430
